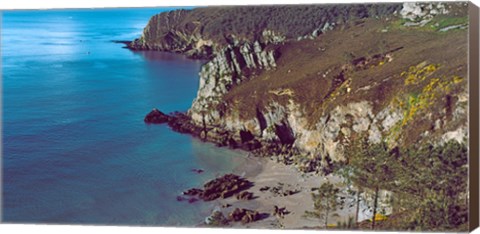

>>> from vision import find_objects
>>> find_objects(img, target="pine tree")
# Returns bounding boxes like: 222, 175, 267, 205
393, 140, 468, 230
305, 181, 343, 228
334, 165, 363, 226
347, 138, 396, 230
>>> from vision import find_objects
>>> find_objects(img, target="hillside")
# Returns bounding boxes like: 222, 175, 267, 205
222, 16, 468, 149
135, 2, 468, 166
131, 2, 469, 170
133, 2, 470, 231
128, 4, 402, 58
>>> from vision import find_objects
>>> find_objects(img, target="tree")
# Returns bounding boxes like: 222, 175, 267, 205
344, 136, 468, 231
392, 140, 468, 230
305, 181, 343, 228
354, 187, 363, 224
347, 138, 396, 230
334, 165, 363, 225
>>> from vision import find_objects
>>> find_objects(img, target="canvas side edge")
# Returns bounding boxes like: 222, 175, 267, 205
469, 1, 480, 232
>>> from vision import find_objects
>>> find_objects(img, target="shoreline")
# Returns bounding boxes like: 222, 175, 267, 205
202, 154, 361, 229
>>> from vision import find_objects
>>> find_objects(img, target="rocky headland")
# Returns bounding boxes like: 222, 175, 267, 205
137, 2, 468, 173
134, 2, 469, 230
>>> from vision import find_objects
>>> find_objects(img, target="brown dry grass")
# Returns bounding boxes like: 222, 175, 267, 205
222, 16, 468, 133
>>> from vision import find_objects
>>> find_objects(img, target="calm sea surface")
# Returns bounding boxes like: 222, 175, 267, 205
2, 8, 247, 226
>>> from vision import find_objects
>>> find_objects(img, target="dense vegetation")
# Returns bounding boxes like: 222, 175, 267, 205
191, 4, 400, 39
342, 139, 468, 231
139, 4, 402, 47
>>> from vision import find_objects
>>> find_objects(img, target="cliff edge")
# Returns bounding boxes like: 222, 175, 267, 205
132, 2, 469, 173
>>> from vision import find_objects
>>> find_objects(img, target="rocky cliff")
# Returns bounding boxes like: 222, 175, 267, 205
188, 40, 279, 127
134, 2, 469, 173
129, 4, 404, 56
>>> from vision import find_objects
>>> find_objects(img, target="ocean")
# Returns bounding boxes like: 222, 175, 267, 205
1, 8, 248, 226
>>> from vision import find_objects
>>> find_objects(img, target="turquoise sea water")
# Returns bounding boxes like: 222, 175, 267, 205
2, 8, 247, 226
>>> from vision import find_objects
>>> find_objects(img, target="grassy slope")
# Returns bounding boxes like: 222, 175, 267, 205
222, 15, 468, 146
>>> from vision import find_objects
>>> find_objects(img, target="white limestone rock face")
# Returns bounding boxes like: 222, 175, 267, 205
189, 40, 278, 125
261, 29, 286, 44
399, 2, 450, 27
193, 99, 408, 162
196, 84, 467, 162
441, 127, 467, 145
400, 2, 426, 21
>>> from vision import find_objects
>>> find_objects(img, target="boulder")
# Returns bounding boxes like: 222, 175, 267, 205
183, 174, 253, 201
259, 186, 270, 192
228, 208, 260, 224
267, 183, 300, 197
273, 205, 289, 218
201, 174, 253, 201
236, 191, 254, 200
183, 188, 204, 196
205, 210, 229, 226
144, 108, 170, 124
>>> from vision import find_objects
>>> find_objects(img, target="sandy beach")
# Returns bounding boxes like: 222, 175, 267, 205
204, 155, 364, 229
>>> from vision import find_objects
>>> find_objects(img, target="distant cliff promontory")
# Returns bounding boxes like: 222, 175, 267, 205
128, 4, 402, 58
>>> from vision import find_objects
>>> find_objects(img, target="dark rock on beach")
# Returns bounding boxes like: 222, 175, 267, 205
205, 210, 230, 226
273, 205, 290, 218
201, 174, 253, 201
265, 183, 301, 197
236, 191, 254, 200
259, 186, 270, 192
228, 208, 261, 224
183, 174, 253, 201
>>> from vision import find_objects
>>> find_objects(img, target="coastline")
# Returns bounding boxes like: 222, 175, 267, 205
202, 154, 361, 229
138, 3, 470, 230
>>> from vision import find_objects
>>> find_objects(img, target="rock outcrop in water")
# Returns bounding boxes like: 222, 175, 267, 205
144, 108, 171, 124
